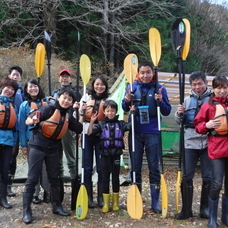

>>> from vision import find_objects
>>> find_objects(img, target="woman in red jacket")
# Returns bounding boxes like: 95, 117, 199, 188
194, 76, 228, 228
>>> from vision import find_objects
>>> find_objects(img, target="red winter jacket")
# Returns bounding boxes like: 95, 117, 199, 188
194, 96, 228, 159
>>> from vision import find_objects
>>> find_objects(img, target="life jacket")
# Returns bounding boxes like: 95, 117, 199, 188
0, 101, 17, 130
184, 95, 210, 128
28, 99, 48, 117
133, 85, 157, 117
100, 122, 124, 149
212, 102, 228, 136
39, 109, 69, 139
85, 99, 105, 122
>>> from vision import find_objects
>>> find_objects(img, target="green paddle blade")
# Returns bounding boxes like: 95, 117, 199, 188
80, 54, 91, 85
76, 185, 88, 220
181, 18, 191, 61
124, 53, 138, 84
127, 184, 143, 220
171, 18, 186, 58
149, 28, 161, 67
35, 43, 45, 78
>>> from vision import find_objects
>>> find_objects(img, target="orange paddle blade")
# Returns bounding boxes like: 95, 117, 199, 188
35, 43, 45, 78
127, 184, 143, 220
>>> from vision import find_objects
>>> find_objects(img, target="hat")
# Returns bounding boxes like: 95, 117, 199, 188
59, 69, 72, 76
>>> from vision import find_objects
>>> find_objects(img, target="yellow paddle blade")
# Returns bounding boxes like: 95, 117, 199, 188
80, 54, 91, 85
181, 18, 191, 61
127, 184, 143, 220
76, 185, 88, 220
175, 171, 181, 213
149, 28, 161, 67
161, 174, 168, 218
124, 53, 138, 84
35, 43, 45, 78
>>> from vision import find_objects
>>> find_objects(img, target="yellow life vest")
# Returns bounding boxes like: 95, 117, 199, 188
39, 109, 69, 139
0, 102, 17, 130
213, 103, 228, 135
85, 99, 105, 122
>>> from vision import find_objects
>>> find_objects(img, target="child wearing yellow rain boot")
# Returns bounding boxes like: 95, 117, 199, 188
88, 100, 134, 212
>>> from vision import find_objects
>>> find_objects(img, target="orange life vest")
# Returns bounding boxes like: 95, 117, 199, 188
28, 100, 48, 117
39, 109, 69, 139
213, 103, 228, 135
0, 102, 17, 130
85, 99, 105, 122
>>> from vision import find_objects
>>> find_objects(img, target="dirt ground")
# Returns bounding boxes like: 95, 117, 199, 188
0, 165, 226, 228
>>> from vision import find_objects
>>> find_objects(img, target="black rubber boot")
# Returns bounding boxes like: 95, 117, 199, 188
175, 182, 193, 220
0, 182, 12, 209
208, 197, 219, 228
22, 192, 33, 224
97, 183, 104, 207
59, 177, 64, 203
7, 175, 16, 197
32, 196, 42, 204
51, 189, 70, 216
200, 182, 210, 218
222, 194, 228, 226
43, 190, 51, 203
85, 184, 95, 208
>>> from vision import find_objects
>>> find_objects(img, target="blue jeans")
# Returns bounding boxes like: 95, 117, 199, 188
184, 148, 212, 185
83, 134, 102, 185
0, 145, 13, 184
209, 158, 228, 200
129, 132, 160, 184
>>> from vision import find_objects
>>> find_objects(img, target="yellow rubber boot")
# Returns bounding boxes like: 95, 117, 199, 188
112, 192, 119, 211
101, 194, 110, 213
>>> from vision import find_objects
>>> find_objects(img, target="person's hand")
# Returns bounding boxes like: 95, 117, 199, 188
125, 87, 133, 104
177, 104, 185, 115
155, 87, 163, 102
206, 119, 221, 129
21, 147, 28, 156
32, 111, 40, 125
91, 111, 99, 122
79, 102, 87, 114
73, 101, 80, 109
130, 105, 135, 111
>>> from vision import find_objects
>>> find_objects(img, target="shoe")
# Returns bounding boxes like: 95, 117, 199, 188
32, 196, 42, 204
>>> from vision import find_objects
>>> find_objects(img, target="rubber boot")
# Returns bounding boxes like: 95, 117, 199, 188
32, 196, 42, 204
200, 182, 210, 218
97, 183, 104, 207
85, 184, 95, 208
112, 192, 119, 211
221, 194, 228, 226
7, 175, 16, 197
22, 192, 33, 224
51, 188, 70, 216
102, 193, 110, 213
208, 197, 219, 228
175, 182, 193, 220
59, 177, 64, 203
0, 182, 12, 209
150, 184, 161, 213
43, 190, 51, 203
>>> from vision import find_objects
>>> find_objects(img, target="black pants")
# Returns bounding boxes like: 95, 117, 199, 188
101, 155, 120, 194
24, 145, 60, 194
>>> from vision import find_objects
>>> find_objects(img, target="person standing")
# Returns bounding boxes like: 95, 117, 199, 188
52, 69, 82, 199
88, 100, 133, 213
175, 71, 212, 220
194, 75, 228, 228
79, 75, 109, 208
22, 87, 83, 224
0, 77, 18, 209
18, 79, 50, 204
7, 65, 25, 197
122, 60, 171, 212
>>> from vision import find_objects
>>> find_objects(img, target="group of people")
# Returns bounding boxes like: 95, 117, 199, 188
0, 60, 227, 228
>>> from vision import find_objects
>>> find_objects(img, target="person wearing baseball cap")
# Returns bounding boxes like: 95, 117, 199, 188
52, 69, 82, 202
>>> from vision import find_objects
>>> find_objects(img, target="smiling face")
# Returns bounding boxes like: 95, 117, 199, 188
1, 86, 15, 98
213, 85, 228, 97
103, 106, 117, 119
93, 78, 106, 95
59, 74, 72, 87
191, 78, 207, 95
26, 82, 39, 100
8, 69, 21, 83
57, 92, 73, 109
138, 66, 154, 84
